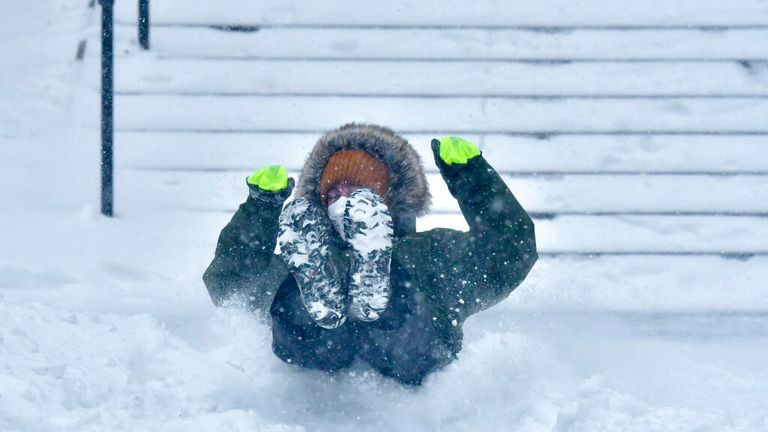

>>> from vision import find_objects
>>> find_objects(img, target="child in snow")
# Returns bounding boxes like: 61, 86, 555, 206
203, 123, 537, 385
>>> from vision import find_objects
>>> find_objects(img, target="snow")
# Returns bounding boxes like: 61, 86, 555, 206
2, 1, 768, 431
327, 195, 350, 238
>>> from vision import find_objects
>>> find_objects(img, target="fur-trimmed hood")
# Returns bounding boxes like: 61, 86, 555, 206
296, 123, 431, 236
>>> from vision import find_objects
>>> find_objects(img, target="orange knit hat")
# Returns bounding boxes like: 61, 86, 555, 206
319, 149, 390, 207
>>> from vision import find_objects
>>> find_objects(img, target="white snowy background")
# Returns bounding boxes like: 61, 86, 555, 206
1, 1, 767, 431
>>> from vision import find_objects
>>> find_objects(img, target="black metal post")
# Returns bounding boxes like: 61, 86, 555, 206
100, 0, 114, 217
139, 0, 150, 50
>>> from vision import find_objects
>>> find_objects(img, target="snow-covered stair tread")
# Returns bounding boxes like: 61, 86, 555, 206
421, 213, 768, 254
115, 94, 768, 133
113, 0, 768, 26
118, 170, 768, 215
103, 27, 768, 60
118, 132, 768, 174
505, 255, 768, 311
112, 58, 768, 96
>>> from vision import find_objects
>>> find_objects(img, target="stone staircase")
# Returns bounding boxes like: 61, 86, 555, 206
88, 0, 768, 311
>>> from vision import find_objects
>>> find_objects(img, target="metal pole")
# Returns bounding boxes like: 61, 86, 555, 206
139, 0, 150, 50
100, 0, 114, 217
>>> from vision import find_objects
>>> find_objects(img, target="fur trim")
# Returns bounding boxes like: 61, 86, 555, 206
296, 123, 431, 226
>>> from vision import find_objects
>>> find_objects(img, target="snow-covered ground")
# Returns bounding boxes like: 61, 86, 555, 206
1, 1, 767, 431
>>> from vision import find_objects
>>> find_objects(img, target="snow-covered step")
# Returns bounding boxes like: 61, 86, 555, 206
117, 169, 768, 215
117, 132, 768, 174
115, 95, 768, 133
479, 135, 768, 174
108, 27, 768, 60
113, 199, 767, 253
113, 0, 768, 27
432, 174, 768, 216
113, 176, 768, 252
113, 59, 768, 96
420, 214, 768, 254
512, 255, 768, 312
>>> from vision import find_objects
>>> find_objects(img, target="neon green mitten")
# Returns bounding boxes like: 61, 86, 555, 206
431, 136, 481, 166
246, 165, 294, 204
247, 165, 289, 191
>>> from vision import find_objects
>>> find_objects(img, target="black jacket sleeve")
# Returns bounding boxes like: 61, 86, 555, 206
202, 182, 292, 317
417, 148, 538, 320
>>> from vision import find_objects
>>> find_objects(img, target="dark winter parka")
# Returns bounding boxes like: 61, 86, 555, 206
203, 124, 537, 384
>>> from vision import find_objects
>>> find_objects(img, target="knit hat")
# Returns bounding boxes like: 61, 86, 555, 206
319, 149, 390, 207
